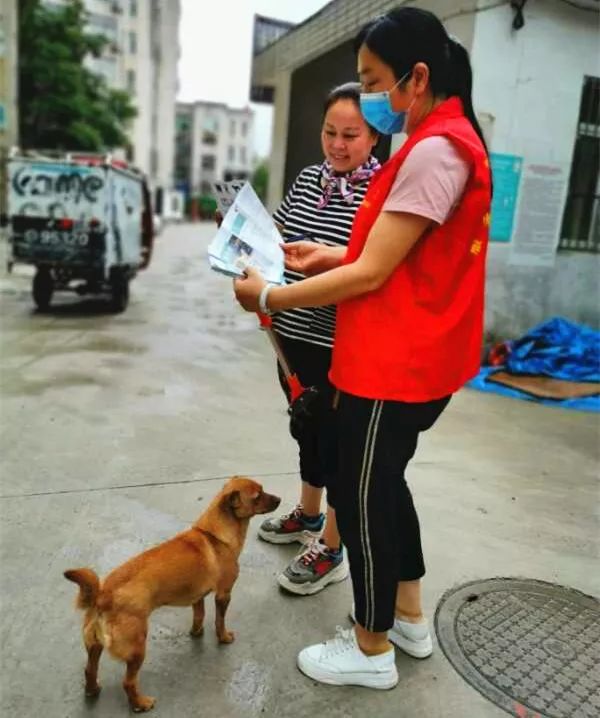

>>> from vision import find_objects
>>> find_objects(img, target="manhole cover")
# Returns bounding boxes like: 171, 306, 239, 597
434, 578, 600, 718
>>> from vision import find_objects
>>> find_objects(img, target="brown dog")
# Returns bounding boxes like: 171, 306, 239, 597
64, 476, 280, 712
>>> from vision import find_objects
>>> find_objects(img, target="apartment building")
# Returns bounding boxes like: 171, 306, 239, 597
175, 101, 254, 196
44, 0, 180, 210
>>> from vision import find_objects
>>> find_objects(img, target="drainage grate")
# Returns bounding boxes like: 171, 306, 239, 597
434, 578, 600, 718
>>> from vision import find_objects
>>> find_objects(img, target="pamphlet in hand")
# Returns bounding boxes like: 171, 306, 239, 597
207, 182, 285, 285
213, 179, 246, 216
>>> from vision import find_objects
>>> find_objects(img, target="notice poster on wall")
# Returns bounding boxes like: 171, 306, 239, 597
489, 153, 523, 242
509, 162, 569, 267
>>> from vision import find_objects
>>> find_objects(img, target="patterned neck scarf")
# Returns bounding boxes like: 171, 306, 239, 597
317, 155, 381, 209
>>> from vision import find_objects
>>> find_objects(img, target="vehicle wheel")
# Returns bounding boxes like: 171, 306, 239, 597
32, 267, 54, 311
109, 269, 129, 313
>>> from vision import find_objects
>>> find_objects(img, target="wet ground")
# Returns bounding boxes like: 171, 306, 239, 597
0, 223, 598, 717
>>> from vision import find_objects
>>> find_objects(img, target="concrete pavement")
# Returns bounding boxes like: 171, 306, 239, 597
0, 223, 598, 718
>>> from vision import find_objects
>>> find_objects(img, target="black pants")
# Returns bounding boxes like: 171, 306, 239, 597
334, 392, 450, 632
276, 334, 337, 499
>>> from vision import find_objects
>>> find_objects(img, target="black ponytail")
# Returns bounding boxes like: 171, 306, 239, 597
354, 8, 490, 157
446, 38, 489, 155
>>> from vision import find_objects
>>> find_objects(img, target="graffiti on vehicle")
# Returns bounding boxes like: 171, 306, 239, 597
18, 201, 71, 219
12, 166, 104, 206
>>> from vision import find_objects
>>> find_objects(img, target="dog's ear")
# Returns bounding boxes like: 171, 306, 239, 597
228, 490, 242, 510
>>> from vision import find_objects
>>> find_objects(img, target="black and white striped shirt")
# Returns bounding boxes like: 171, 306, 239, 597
272, 163, 373, 349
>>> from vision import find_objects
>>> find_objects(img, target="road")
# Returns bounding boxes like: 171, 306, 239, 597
0, 222, 597, 717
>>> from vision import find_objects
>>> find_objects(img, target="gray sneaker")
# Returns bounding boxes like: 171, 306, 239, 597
278, 538, 349, 595
258, 504, 324, 544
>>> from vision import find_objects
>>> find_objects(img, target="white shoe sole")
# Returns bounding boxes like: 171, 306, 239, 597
349, 608, 433, 659
389, 630, 432, 659
257, 527, 321, 545
297, 654, 398, 689
278, 560, 349, 595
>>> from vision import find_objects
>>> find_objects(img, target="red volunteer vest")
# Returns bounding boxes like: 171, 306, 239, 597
330, 97, 491, 402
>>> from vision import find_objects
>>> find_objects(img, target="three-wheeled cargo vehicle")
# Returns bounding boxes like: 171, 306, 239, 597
5, 151, 154, 312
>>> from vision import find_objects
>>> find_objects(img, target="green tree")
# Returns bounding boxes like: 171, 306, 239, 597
252, 161, 269, 203
18, 0, 137, 151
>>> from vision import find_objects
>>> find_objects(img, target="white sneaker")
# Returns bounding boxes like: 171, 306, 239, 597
349, 604, 433, 659
297, 626, 398, 689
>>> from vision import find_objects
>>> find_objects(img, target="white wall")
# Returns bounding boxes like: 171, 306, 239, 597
189, 104, 202, 189
266, 71, 291, 212
82, 0, 179, 194
189, 104, 226, 191
471, 0, 600, 336
224, 109, 254, 176
154, 0, 180, 190
130, 0, 152, 178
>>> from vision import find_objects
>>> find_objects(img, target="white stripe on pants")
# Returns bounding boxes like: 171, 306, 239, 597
358, 400, 383, 631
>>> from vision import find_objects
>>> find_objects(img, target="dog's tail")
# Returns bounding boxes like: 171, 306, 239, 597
64, 568, 100, 609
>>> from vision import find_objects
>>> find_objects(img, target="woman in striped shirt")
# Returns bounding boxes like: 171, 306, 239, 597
258, 83, 380, 596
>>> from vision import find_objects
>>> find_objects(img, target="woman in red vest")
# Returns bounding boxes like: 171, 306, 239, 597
235, 7, 492, 689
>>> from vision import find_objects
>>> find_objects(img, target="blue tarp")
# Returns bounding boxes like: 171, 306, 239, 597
468, 317, 600, 412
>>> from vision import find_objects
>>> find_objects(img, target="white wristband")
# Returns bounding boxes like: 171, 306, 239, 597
259, 283, 274, 315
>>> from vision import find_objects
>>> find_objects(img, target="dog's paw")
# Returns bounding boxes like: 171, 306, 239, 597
189, 626, 204, 638
218, 630, 235, 644
131, 695, 156, 712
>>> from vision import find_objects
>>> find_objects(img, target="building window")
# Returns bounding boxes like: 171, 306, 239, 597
176, 114, 191, 132
90, 56, 118, 84
202, 115, 218, 145
87, 12, 118, 41
127, 69, 136, 94
201, 155, 216, 170
560, 76, 600, 253
228, 146, 235, 162
240, 147, 247, 165
130, 0, 137, 16
241, 121, 247, 137
129, 31, 137, 54
230, 119, 235, 137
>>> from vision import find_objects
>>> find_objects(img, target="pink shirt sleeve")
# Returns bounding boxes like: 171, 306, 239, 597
382, 136, 471, 224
